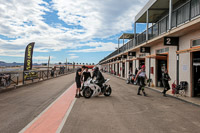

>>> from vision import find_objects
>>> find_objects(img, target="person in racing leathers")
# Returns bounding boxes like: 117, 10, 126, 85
92, 67, 105, 92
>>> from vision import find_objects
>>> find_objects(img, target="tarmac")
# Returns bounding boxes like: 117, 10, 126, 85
0, 72, 200, 133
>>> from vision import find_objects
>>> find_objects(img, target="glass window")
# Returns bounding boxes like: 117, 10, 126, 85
192, 39, 200, 47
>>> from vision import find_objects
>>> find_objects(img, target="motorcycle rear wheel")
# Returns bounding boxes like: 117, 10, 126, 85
83, 87, 93, 99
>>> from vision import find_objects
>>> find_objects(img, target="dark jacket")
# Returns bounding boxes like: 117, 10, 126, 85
92, 70, 105, 84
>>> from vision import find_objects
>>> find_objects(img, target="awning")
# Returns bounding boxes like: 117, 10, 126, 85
146, 54, 167, 60
119, 33, 136, 39
177, 46, 200, 54
135, 0, 180, 23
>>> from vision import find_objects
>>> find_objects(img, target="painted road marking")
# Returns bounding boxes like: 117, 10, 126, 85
19, 83, 77, 133
56, 98, 77, 133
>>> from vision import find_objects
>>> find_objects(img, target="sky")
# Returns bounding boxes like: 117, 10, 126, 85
0, 0, 148, 64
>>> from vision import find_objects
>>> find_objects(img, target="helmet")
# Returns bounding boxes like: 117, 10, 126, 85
141, 65, 145, 69
93, 66, 99, 72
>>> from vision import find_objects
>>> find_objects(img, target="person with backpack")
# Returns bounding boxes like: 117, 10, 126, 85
134, 65, 147, 96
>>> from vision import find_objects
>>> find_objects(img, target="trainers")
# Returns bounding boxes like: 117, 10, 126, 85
75, 94, 80, 98
137, 93, 141, 95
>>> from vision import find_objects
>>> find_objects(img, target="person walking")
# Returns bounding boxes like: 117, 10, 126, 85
162, 69, 171, 96
75, 66, 85, 98
134, 65, 147, 96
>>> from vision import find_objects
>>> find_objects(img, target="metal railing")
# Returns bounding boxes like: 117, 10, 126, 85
99, 0, 200, 64
0, 68, 76, 90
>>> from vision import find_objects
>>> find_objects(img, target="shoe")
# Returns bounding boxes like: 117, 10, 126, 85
163, 94, 167, 97
75, 94, 80, 98
143, 92, 147, 96
137, 93, 141, 95
79, 93, 83, 97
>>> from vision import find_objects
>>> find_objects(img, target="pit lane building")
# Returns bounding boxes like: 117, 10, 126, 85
99, 0, 200, 97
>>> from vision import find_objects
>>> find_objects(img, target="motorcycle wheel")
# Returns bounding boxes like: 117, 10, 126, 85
83, 87, 93, 99
104, 86, 112, 96
126, 80, 130, 84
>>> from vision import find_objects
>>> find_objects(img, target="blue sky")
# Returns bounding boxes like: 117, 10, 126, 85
0, 0, 148, 64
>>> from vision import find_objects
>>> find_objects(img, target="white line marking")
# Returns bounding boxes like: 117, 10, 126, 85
19, 83, 75, 133
56, 98, 77, 133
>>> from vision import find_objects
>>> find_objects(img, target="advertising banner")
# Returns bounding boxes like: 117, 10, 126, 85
24, 42, 35, 71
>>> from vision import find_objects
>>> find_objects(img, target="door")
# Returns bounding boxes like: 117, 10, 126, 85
193, 51, 200, 97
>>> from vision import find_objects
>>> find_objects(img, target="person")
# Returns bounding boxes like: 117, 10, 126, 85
162, 69, 171, 96
135, 68, 138, 75
82, 67, 91, 82
92, 66, 105, 91
75, 66, 85, 98
134, 65, 147, 96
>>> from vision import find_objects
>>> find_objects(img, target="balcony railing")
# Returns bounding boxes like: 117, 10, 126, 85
100, 0, 200, 64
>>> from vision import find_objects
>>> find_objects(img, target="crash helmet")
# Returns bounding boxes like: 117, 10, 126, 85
93, 66, 99, 72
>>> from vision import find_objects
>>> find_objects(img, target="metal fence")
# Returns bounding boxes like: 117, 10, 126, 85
99, 0, 200, 64
0, 68, 76, 90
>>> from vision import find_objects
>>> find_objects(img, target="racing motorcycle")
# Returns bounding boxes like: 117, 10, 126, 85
81, 78, 112, 99
126, 74, 136, 84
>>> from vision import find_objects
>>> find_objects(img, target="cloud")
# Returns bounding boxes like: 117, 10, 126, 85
69, 55, 79, 59
0, 0, 148, 60
68, 42, 117, 52
33, 56, 54, 60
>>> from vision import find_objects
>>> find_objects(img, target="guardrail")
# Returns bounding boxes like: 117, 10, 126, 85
99, 0, 200, 64
0, 68, 76, 91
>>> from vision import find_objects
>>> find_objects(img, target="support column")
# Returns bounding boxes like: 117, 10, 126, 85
146, 10, 149, 41
118, 39, 120, 53
134, 22, 136, 45
169, 0, 173, 30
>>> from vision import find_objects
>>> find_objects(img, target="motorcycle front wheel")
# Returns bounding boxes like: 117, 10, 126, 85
104, 86, 112, 96
83, 87, 93, 99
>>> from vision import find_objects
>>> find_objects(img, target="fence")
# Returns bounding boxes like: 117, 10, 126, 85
0, 68, 76, 90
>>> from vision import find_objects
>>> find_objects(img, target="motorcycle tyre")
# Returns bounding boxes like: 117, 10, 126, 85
104, 86, 112, 96
83, 87, 93, 99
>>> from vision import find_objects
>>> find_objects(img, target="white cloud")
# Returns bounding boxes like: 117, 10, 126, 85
0, 0, 148, 60
33, 56, 54, 60
69, 55, 79, 59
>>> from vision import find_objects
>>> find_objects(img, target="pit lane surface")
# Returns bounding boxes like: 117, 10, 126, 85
0, 73, 75, 133
61, 73, 200, 133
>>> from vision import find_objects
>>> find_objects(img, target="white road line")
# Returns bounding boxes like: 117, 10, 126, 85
56, 98, 77, 133
19, 83, 75, 133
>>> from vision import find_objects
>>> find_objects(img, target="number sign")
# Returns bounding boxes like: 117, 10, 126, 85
140, 47, 150, 53
164, 37, 179, 46
128, 52, 136, 56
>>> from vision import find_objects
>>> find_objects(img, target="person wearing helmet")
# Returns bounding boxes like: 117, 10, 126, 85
92, 66, 105, 90
134, 65, 147, 96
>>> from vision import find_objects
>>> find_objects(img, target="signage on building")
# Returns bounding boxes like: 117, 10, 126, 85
128, 52, 136, 56
117, 57, 121, 60
140, 47, 150, 53
121, 55, 127, 58
164, 37, 179, 46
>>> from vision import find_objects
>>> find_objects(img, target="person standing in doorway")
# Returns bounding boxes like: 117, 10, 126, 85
134, 65, 147, 96
162, 69, 171, 96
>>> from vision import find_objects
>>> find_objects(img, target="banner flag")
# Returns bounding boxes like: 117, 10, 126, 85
24, 42, 35, 71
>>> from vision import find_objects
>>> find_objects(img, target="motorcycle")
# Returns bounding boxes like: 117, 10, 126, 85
81, 78, 112, 99
0, 73, 11, 88
126, 74, 136, 84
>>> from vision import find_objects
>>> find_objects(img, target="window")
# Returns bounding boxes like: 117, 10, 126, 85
192, 39, 200, 47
